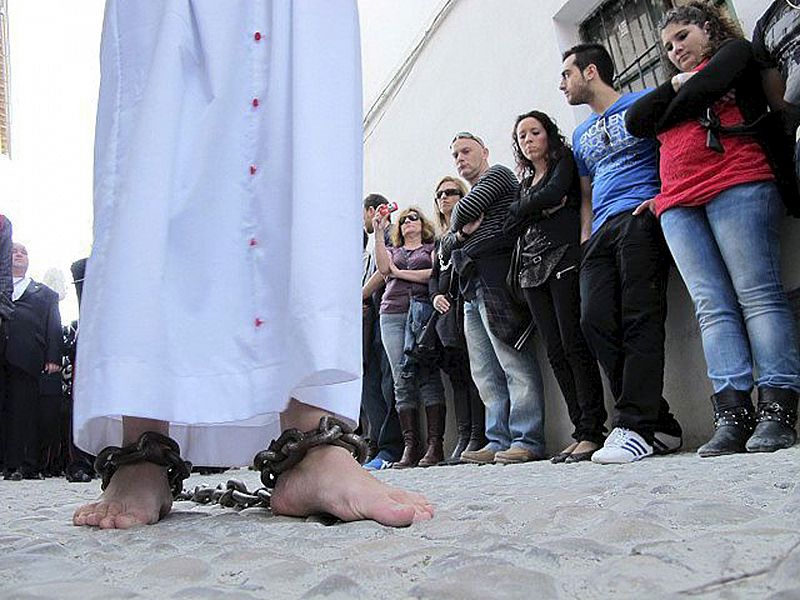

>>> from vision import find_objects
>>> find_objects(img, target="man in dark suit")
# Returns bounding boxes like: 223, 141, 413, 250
2, 242, 62, 480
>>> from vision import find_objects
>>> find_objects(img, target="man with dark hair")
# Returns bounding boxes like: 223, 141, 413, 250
360, 193, 401, 470
440, 132, 546, 465
562, 43, 616, 88
560, 43, 682, 464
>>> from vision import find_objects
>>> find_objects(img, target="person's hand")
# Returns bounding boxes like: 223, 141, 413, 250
542, 195, 569, 217
388, 262, 401, 280
671, 71, 696, 92
44, 362, 61, 374
461, 213, 484, 236
632, 198, 655, 216
433, 294, 451, 314
372, 210, 389, 232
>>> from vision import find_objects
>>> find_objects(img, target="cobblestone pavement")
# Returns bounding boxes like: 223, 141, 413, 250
1, 447, 799, 599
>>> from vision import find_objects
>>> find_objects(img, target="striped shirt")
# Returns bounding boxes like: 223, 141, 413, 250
448, 164, 518, 257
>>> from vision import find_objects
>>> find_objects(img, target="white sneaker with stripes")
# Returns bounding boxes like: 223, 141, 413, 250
592, 427, 653, 464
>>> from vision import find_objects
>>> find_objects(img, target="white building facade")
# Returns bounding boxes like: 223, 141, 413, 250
363, 0, 799, 449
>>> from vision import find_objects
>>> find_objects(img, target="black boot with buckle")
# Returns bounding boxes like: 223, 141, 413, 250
746, 386, 798, 453
697, 389, 754, 458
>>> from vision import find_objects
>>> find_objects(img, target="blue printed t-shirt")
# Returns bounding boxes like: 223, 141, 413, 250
572, 90, 661, 235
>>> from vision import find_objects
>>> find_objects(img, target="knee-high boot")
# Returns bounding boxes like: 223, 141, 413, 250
393, 408, 420, 469
746, 386, 798, 453
419, 404, 446, 467
448, 389, 471, 461
697, 389, 754, 458
465, 383, 486, 453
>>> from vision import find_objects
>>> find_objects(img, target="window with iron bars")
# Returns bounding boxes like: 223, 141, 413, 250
580, 0, 734, 93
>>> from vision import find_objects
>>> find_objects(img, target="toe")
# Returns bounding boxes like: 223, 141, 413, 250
367, 500, 419, 527
101, 512, 146, 530
73, 503, 97, 526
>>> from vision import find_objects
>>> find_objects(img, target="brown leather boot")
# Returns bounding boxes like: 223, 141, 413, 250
393, 408, 420, 469
419, 404, 446, 467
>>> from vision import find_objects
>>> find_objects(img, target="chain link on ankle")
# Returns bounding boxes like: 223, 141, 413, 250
178, 416, 368, 512
94, 432, 192, 498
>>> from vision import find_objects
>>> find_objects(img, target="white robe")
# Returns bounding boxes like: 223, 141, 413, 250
74, 0, 363, 466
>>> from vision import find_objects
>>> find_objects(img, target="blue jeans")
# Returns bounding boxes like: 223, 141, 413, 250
463, 295, 545, 454
660, 181, 800, 393
361, 304, 401, 462
380, 310, 444, 412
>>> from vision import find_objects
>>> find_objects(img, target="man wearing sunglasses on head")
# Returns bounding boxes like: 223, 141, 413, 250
439, 132, 546, 465
560, 43, 682, 464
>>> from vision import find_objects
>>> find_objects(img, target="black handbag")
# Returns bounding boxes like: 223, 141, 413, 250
405, 311, 440, 362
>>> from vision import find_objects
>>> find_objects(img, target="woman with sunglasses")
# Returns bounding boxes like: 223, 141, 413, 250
626, 1, 800, 457
429, 176, 486, 463
503, 110, 607, 463
373, 206, 445, 468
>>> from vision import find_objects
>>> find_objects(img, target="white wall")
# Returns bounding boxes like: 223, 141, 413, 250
363, 0, 798, 451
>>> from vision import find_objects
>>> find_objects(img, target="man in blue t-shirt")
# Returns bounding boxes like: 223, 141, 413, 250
560, 43, 681, 464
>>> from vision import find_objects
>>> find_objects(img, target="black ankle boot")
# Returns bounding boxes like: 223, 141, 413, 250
746, 387, 798, 453
697, 389, 754, 458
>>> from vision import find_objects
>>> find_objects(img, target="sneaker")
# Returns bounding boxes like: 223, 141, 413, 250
652, 430, 682, 455
591, 428, 653, 464
494, 446, 541, 464
363, 457, 393, 471
460, 446, 498, 464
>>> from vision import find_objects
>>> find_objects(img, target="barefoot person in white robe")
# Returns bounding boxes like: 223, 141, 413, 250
72, 0, 433, 529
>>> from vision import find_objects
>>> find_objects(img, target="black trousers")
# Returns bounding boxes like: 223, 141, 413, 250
523, 245, 606, 444
38, 392, 64, 473
2, 362, 40, 474
579, 211, 674, 443
439, 344, 482, 434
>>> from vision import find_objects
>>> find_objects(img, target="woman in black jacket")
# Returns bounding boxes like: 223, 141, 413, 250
429, 176, 486, 462
503, 111, 606, 463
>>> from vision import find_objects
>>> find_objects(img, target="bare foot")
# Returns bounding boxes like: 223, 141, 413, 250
73, 462, 173, 529
270, 445, 434, 527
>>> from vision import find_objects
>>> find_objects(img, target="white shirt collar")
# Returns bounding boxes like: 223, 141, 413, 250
12, 276, 31, 301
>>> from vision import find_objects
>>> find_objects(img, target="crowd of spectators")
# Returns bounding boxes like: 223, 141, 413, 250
359, 0, 800, 468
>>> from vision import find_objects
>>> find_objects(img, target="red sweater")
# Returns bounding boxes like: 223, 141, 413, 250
654, 64, 774, 217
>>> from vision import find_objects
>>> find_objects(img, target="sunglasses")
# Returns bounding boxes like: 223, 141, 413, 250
598, 117, 611, 146
435, 188, 462, 200
399, 213, 420, 225
450, 131, 485, 148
